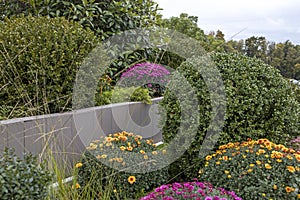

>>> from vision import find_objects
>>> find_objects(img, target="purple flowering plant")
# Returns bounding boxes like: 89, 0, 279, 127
120, 62, 171, 97
289, 136, 300, 152
140, 179, 242, 200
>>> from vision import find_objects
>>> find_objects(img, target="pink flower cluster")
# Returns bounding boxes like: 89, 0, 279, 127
121, 62, 170, 82
140, 180, 242, 200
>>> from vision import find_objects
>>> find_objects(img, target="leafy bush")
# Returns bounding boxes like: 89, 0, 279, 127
141, 180, 242, 200
119, 62, 171, 97
0, 16, 97, 119
198, 138, 300, 199
0, 0, 162, 40
160, 52, 300, 180
75, 131, 168, 199
95, 86, 152, 105
0, 148, 52, 200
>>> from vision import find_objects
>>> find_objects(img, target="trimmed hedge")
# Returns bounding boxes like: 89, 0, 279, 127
160, 52, 300, 180
0, 16, 97, 119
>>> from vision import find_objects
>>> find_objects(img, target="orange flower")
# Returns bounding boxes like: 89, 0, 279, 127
256, 160, 262, 165
127, 146, 133, 151
75, 163, 83, 168
265, 164, 272, 169
222, 156, 228, 161
295, 154, 300, 162
285, 186, 295, 193
72, 183, 81, 189
128, 176, 136, 184
286, 155, 293, 160
146, 139, 153, 145
258, 149, 266, 154
140, 150, 145, 154
105, 137, 113, 142
118, 135, 127, 141
227, 142, 235, 148
258, 139, 264, 144
287, 166, 296, 173
206, 155, 212, 161
120, 146, 126, 151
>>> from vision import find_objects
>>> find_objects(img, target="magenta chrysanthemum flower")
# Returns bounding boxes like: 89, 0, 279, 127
140, 181, 242, 200
119, 62, 171, 97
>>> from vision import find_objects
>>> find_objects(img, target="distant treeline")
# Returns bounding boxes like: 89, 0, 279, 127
163, 13, 300, 80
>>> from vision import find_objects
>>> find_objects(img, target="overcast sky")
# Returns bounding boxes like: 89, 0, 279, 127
155, 0, 300, 44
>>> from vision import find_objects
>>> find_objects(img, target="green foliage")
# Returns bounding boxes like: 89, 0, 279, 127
0, 0, 162, 40
0, 16, 97, 119
160, 52, 300, 181
199, 138, 300, 199
161, 13, 208, 50
0, 148, 53, 200
75, 131, 168, 199
95, 86, 152, 106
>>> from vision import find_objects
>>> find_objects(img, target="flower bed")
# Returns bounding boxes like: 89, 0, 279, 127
140, 180, 242, 200
199, 138, 300, 199
74, 131, 168, 199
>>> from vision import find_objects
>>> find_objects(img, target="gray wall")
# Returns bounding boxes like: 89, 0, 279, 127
0, 98, 163, 173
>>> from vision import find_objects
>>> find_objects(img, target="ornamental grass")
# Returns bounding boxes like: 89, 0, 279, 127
199, 138, 300, 199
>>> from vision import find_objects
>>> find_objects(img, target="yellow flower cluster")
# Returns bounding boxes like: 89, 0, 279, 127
203, 138, 300, 192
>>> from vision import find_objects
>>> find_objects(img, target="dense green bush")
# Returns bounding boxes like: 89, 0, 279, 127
160, 52, 300, 181
75, 131, 168, 199
0, 148, 52, 199
95, 86, 152, 106
0, 0, 162, 40
199, 138, 300, 199
0, 16, 97, 119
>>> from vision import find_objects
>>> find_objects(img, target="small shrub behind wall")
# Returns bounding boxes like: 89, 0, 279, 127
0, 16, 97, 119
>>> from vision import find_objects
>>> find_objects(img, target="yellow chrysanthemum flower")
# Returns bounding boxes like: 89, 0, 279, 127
265, 164, 272, 169
128, 176, 136, 184
256, 160, 262, 165
75, 163, 83, 168
287, 166, 296, 173
285, 186, 295, 193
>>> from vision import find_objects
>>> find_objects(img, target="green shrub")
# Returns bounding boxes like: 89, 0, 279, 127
199, 138, 300, 199
75, 131, 168, 199
0, 148, 53, 200
0, 0, 162, 40
95, 86, 152, 106
160, 52, 300, 180
0, 16, 97, 119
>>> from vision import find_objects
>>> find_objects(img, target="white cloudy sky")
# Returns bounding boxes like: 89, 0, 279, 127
155, 0, 300, 44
